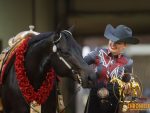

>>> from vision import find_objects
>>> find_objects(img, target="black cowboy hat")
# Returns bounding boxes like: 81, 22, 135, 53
104, 24, 139, 44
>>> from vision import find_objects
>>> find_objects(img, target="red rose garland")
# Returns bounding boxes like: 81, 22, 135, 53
15, 38, 55, 104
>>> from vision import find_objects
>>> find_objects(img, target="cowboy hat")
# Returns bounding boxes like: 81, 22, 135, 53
104, 24, 139, 44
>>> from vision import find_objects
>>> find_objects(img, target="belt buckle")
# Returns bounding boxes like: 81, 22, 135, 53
97, 87, 109, 99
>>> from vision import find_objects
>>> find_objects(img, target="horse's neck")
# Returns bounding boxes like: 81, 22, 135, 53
25, 40, 53, 84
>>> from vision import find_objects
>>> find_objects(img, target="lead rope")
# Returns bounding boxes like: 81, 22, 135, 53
30, 103, 41, 113
57, 84, 81, 113
85, 91, 91, 113
56, 78, 66, 113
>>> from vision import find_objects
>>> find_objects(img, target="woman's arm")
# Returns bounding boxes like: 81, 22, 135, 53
122, 58, 133, 82
84, 48, 99, 65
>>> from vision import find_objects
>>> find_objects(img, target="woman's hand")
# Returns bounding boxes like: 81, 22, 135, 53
123, 83, 131, 95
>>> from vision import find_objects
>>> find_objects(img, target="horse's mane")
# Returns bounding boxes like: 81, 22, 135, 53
0, 32, 51, 83
28, 32, 53, 47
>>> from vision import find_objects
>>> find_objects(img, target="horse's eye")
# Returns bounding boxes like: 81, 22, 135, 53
60, 49, 70, 56
63, 52, 70, 57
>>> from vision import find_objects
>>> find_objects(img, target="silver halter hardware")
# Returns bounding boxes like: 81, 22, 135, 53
57, 52, 71, 69
63, 30, 72, 35
56, 52, 82, 85
52, 45, 57, 53
52, 34, 62, 53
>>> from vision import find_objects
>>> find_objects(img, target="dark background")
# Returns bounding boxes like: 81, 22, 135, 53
0, 0, 150, 113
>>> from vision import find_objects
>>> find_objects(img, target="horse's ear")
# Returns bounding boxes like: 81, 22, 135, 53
54, 24, 62, 35
53, 24, 62, 46
68, 25, 75, 33
54, 30, 61, 36
53, 25, 61, 44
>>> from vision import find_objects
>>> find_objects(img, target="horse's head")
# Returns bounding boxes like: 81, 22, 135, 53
25, 29, 96, 88
50, 30, 96, 87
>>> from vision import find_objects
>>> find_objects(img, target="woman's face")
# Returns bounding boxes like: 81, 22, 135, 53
108, 40, 127, 55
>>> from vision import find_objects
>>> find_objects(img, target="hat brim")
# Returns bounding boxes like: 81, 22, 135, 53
115, 37, 139, 44
104, 24, 139, 44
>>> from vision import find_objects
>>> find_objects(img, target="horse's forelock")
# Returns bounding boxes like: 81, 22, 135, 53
61, 30, 82, 56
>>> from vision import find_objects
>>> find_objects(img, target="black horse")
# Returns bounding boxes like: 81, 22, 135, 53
0, 30, 96, 113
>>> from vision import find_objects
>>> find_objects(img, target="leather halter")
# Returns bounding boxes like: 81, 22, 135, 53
52, 30, 82, 85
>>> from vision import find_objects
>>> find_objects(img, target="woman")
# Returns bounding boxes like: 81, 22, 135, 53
84, 24, 139, 113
